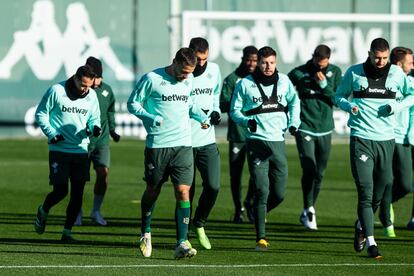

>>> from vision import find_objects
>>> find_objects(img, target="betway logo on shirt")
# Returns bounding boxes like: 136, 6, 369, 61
191, 87, 213, 96
62, 105, 88, 115
252, 95, 283, 103
161, 94, 189, 103
368, 88, 386, 94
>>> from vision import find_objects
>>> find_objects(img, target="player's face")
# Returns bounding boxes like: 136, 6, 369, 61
400, 54, 414, 75
173, 62, 195, 82
243, 54, 258, 73
196, 50, 209, 67
312, 57, 329, 70
74, 75, 94, 96
93, 77, 102, 89
369, 50, 389, 69
258, 55, 277, 76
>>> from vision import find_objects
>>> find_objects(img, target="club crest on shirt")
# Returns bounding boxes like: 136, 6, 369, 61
101, 90, 109, 97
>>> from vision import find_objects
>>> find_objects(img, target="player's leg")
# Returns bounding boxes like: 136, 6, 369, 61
192, 143, 220, 249
171, 146, 197, 259
246, 139, 270, 250
229, 141, 246, 222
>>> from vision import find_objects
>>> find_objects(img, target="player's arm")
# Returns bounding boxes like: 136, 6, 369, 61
335, 68, 358, 115
189, 96, 210, 128
127, 74, 163, 126
230, 80, 249, 127
209, 69, 222, 125
35, 87, 59, 141
86, 92, 101, 137
285, 78, 301, 129
219, 75, 234, 113
107, 88, 121, 142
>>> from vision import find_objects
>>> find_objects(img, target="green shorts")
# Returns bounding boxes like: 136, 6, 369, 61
144, 146, 194, 188
89, 143, 110, 168
49, 151, 90, 185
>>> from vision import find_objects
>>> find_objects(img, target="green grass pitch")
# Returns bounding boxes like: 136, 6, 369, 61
0, 139, 413, 275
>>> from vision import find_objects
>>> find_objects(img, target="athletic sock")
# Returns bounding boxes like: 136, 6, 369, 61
176, 200, 190, 245
92, 194, 104, 212
141, 195, 155, 234
366, 236, 377, 247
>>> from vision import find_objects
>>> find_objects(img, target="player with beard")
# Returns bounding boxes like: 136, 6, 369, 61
288, 45, 342, 230
336, 38, 414, 259
220, 46, 258, 224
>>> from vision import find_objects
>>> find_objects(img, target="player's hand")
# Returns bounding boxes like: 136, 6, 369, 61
153, 115, 163, 127
315, 71, 325, 81
110, 130, 121, 142
209, 111, 221, 125
201, 119, 210, 129
289, 126, 299, 137
247, 119, 257, 133
378, 104, 392, 117
351, 106, 359, 115
50, 134, 64, 144
93, 126, 101, 137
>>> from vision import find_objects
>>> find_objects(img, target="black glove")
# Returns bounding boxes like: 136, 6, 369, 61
210, 111, 221, 125
378, 104, 392, 117
289, 126, 298, 136
247, 119, 257, 133
93, 125, 101, 137
110, 130, 121, 142
50, 134, 64, 144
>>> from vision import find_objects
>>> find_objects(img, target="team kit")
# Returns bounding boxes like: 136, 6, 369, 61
33, 37, 414, 260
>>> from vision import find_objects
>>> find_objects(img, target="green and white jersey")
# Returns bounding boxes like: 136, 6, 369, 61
89, 82, 116, 147
336, 64, 414, 141
230, 73, 301, 142
127, 67, 208, 148
35, 80, 101, 153
397, 75, 414, 144
190, 62, 221, 147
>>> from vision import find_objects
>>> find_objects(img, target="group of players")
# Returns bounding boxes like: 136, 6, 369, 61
33, 36, 414, 260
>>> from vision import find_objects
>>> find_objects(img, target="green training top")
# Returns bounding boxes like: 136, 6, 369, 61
35, 80, 101, 153
127, 67, 209, 148
230, 73, 301, 142
190, 62, 221, 147
288, 62, 342, 135
89, 82, 116, 147
220, 71, 247, 142
336, 63, 414, 141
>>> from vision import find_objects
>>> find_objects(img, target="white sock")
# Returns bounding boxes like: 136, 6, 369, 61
92, 194, 104, 213
366, 236, 376, 247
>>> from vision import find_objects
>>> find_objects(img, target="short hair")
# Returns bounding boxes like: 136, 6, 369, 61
257, 46, 277, 60
313, 44, 331, 59
174, 47, 197, 67
390, 46, 413, 64
86, 56, 103, 77
75, 65, 96, 79
189, 37, 209, 53
370, 38, 390, 52
242, 46, 258, 58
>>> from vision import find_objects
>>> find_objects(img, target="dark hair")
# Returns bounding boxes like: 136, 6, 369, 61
85, 56, 103, 77
257, 46, 277, 60
313, 44, 331, 59
75, 65, 96, 79
390, 46, 413, 64
189, 37, 209, 53
370, 38, 390, 52
242, 46, 258, 58
174, 47, 197, 67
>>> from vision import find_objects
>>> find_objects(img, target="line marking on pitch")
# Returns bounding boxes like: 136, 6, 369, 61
1, 263, 414, 269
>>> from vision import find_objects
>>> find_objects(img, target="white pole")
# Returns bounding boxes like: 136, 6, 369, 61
169, 0, 181, 60
390, 0, 399, 48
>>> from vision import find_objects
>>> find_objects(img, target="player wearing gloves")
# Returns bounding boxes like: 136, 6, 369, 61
230, 46, 301, 251
34, 65, 101, 242
185, 37, 222, 250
